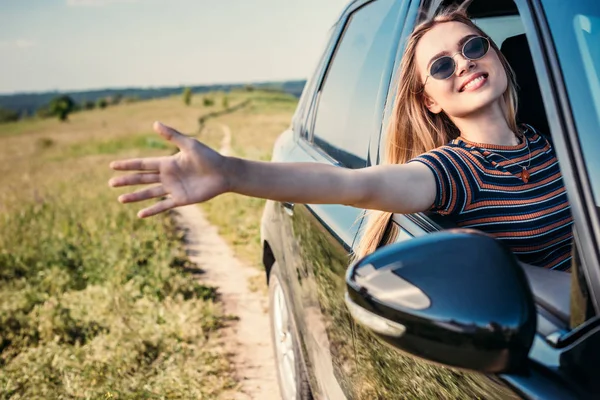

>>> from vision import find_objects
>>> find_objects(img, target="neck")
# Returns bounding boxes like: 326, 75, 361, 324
450, 101, 518, 146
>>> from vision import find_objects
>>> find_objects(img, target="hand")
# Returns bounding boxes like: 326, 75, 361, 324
108, 121, 229, 218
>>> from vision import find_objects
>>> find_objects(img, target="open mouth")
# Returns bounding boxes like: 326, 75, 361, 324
459, 73, 489, 92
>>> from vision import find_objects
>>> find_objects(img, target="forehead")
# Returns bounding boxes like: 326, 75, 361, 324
415, 21, 479, 70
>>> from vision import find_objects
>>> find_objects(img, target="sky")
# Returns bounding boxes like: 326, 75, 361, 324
0, 0, 350, 94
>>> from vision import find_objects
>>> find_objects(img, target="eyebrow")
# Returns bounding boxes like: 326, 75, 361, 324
426, 34, 479, 68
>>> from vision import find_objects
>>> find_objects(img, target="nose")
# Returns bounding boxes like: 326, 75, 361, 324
456, 56, 476, 77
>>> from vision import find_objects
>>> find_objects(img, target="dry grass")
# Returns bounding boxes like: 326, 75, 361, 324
0, 92, 243, 399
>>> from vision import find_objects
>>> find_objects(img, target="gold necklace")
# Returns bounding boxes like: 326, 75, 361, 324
465, 133, 532, 183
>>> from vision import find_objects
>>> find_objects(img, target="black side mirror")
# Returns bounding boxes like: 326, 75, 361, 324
345, 229, 536, 374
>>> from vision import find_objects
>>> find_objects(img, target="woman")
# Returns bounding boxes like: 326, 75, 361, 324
108, 7, 573, 271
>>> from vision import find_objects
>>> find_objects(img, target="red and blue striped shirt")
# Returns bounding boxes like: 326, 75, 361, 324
409, 125, 573, 271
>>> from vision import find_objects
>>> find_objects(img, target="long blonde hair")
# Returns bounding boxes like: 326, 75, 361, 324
353, 7, 519, 260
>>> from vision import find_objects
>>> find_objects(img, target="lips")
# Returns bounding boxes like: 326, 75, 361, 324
459, 72, 488, 92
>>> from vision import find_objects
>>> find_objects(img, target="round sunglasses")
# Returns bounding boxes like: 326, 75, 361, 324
423, 36, 490, 86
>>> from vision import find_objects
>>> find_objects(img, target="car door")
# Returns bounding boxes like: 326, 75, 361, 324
277, 0, 409, 398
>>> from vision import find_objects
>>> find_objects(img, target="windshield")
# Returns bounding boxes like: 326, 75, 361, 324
543, 0, 600, 208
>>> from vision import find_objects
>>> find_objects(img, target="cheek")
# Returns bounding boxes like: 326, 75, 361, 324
497, 66, 509, 92
424, 80, 456, 108
489, 53, 509, 90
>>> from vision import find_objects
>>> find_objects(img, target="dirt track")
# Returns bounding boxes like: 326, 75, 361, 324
174, 205, 280, 399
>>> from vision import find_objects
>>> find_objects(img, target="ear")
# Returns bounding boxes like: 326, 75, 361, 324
423, 94, 442, 114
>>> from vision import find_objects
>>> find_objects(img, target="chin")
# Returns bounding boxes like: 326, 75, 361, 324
451, 88, 506, 117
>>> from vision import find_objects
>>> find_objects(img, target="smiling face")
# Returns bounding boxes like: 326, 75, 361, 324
415, 21, 508, 119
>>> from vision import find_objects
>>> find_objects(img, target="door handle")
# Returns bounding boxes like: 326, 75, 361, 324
282, 202, 295, 216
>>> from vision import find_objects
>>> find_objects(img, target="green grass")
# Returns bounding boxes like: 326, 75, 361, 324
0, 94, 238, 399
59, 133, 170, 159
0, 118, 52, 138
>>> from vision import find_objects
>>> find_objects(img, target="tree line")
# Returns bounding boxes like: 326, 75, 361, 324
0, 93, 140, 123
0, 80, 306, 124
0, 80, 305, 124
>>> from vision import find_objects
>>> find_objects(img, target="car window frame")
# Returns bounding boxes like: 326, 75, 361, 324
296, 3, 351, 143
376, 0, 599, 329
299, 0, 410, 169
292, 25, 337, 141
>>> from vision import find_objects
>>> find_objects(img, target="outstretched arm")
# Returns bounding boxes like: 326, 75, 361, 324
109, 122, 437, 217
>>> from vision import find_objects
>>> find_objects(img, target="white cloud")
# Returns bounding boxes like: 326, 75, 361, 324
0, 39, 36, 49
67, 0, 140, 6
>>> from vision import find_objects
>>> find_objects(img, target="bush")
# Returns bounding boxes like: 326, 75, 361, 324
96, 98, 108, 109
36, 137, 55, 149
0, 107, 19, 123
110, 93, 123, 106
183, 87, 192, 106
202, 97, 214, 107
49, 95, 76, 121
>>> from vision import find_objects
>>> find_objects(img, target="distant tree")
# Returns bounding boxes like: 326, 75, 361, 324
222, 95, 229, 109
203, 97, 214, 107
183, 87, 192, 106
49, 95, 75, 121
0, 107, 19, 123
111, 93, 123, 105
83, 100, 95, 110
97, 98, 108, 109
122, 96, 140, 104
244, 84, 255, 92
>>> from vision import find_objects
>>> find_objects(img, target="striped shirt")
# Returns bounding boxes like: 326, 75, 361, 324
409, 125, 573, 271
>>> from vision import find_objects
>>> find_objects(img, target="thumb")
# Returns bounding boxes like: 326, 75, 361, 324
153, 121, 193, 150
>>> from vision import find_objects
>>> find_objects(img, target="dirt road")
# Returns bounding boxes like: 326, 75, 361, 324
174, 201, 280, 400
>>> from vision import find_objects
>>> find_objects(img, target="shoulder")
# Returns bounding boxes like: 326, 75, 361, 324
521, 123, 553, 149
407, 145, 478, 190
410, 144, 472, 167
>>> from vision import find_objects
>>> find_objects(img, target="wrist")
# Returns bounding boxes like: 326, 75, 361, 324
221, 155, 242, 194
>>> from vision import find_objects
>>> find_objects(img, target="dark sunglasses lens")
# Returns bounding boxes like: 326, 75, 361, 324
430, 57, 455, 80
464, 37, 489, 60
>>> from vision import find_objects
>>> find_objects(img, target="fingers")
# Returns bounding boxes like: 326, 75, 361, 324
118, 185, 167, 204
153, 121, 193, 150
138, 198, 176, 218
108, 173, 160, 188
110, 157, 162, 171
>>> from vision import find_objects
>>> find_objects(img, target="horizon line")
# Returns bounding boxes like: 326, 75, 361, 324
0, 77, 308, 97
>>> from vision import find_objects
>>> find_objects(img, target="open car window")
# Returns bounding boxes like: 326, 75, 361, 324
413, 0, 592, 331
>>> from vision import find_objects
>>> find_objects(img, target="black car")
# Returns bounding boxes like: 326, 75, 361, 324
260, 0, 600, 398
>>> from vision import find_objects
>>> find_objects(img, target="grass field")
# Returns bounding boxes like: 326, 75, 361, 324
0, 90, 297, 399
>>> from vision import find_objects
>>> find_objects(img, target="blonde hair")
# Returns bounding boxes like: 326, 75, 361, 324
353, 7, 519, 260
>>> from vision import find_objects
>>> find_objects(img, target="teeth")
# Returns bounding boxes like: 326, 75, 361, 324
463, 76, 485, 91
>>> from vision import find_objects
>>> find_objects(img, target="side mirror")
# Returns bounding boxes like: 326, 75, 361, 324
345, 229, 536, 374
